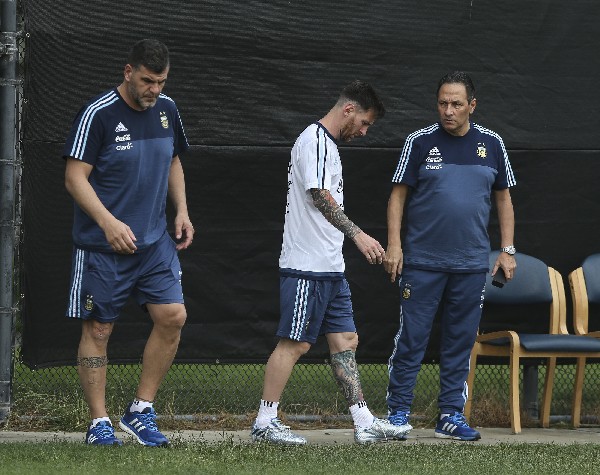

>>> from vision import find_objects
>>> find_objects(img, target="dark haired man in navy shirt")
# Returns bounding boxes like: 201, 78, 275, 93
384, 71, 516, 441
63, 39, 193, 447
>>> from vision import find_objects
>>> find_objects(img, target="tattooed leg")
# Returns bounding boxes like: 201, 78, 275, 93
78, 320, 112, 418
77, 356, 108, 368
330, 349, 365, 406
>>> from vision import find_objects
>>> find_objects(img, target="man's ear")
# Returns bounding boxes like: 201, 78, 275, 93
343, 102, 356, 116
124, 64, 133, 81
469, 98, 477, 114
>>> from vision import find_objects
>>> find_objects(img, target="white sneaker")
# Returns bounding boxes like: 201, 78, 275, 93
251, 418, 307, 445
354, 417, 411, 444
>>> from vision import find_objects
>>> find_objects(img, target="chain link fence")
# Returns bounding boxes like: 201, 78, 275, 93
10, 348, 600, 430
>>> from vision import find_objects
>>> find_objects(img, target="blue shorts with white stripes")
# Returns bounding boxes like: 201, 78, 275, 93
277, 276, 356, 344
66, 231, 184, 323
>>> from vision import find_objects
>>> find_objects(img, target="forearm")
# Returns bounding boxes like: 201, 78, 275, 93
387, 184, 408, 247
310, 188, 361, 239
168, 156, 189, 216
495, 189, 515, 247
65, 165, 114, 230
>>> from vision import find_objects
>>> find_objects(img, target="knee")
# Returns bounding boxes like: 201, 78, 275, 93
277, 339, 311, 359
169, 307, 187, 329
346, 335, 359, 352
329, 332, 358, 353
152, 304, 187, 331
82, 320, 113, 345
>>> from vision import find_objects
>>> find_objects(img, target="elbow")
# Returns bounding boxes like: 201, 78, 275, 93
64, 174, 75, 196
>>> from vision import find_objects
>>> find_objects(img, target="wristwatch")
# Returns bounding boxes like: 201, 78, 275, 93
501, 245, 516, 256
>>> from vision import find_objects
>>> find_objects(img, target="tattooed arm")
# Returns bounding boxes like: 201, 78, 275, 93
310, 188, 385, 264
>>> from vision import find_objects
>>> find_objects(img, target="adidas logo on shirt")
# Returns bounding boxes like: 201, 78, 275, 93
115, 122, 128, 132
426, 146, 443, 169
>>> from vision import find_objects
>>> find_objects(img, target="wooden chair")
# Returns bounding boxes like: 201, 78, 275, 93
568, 253, 600, 427
464, 251, 600, 434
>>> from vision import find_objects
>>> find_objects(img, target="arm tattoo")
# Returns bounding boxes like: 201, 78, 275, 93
310, 189, 361, 239
77, 356, 108, 368
330, 350, 364, 406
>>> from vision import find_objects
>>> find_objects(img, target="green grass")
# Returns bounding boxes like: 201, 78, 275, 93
1, 441, 600, 474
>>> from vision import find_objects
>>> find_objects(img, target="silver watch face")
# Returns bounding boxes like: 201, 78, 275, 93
502, 246, 516, 255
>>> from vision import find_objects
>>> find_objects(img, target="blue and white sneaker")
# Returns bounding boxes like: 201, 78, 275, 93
119, 405, 169, 447
85, 420, 122, 446
388, 410, 413, 440
434, 412, 481, 441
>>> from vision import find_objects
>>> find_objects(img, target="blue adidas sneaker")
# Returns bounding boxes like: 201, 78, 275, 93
434, 412, 481, 441
119, 405, 169, 447
387, 410, 413, 440
85, 420, 122, 446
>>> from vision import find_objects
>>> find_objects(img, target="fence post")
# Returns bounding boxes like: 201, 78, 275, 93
0, 0, 19, 424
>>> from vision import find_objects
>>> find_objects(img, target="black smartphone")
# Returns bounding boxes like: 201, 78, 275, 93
492, 268, 507, 288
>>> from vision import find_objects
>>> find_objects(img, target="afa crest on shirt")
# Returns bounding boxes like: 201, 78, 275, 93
402, 287, 411, 300
160, 111, 169, 129
476, 142, 487, 158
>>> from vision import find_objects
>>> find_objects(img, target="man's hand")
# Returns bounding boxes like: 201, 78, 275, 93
101, 217, 137, 254
492, 252, 516, 281
383, 243, 403, 283
174, 213, 194, 250
353, 231, 385, 265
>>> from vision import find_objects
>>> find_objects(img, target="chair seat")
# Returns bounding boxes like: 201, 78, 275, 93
483, 333, 600, 352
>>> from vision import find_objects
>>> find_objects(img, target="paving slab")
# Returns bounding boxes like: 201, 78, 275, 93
2, 427, 600, 445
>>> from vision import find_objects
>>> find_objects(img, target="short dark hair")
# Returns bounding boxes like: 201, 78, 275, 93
339, 80, 385, 119
437, 71, 476, 102
127, 39, 170, 73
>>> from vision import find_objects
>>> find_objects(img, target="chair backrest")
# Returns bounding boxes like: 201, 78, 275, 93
570, 253, 600, 334
582, 254, 600, 304
480, 251, 566, 335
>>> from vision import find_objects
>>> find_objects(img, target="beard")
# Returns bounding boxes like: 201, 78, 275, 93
339, 122, 355, 142
128, 82, 157, 110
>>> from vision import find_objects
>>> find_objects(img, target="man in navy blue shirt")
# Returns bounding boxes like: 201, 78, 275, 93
384, 71, 517, 441
63, 39, 193, 446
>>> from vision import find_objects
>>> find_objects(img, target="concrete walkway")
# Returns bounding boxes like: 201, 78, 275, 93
2, 427, 600, 445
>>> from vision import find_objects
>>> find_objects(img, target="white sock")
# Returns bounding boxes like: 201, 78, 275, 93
91, 416, 111, 428
130, 398, 153, 413
350, 401, 374, 429
255, 400, 279, 428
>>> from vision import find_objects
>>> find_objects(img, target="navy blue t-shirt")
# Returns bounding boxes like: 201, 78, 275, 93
63, 88, 189, 252
392, 122, 516, 272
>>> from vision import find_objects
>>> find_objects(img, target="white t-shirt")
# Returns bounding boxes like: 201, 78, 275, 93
279, 122, 345, 273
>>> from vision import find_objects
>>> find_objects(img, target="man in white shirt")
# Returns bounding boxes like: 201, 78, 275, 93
251, 80, 411, 445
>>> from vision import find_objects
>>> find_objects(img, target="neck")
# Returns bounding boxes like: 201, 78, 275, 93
117, 82, 142, 111
318, 108, 342, 141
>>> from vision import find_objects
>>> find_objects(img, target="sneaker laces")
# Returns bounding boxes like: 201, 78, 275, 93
269, 418, 291, 431
389, 412, 410, 425
137, 409, 160, 432
94, 423, 115, 438
446, 412, 469, 427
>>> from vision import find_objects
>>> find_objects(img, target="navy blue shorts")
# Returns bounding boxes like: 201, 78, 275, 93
66, 232, 184, 323
277, 276, 356, 344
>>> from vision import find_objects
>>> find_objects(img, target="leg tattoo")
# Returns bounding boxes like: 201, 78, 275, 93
77, 356, 108, 368
330, 350, 364, 406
